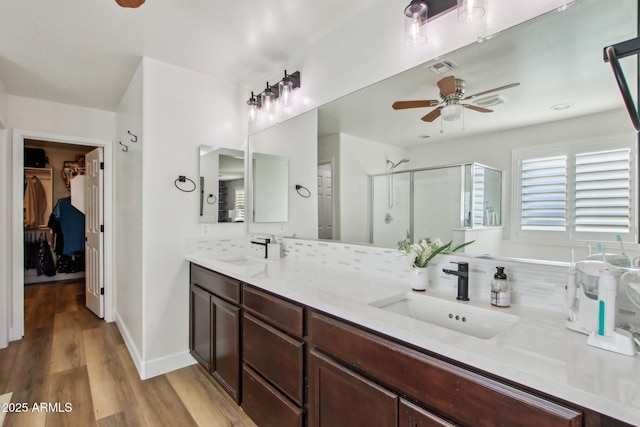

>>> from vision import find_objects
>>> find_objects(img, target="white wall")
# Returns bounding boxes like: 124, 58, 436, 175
249, 110, 318, 239
115, 62, 144, 370
0, 77, 7, 348
140, 58, 245, 377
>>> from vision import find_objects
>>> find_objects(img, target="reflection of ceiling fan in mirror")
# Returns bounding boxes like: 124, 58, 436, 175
392, 76, 520, 122
115, 0, 145, 8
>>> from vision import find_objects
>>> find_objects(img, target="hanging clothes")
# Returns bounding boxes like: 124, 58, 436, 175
52, 197, 85, 256
38, 234, 56, 277
24, 176, 47, 226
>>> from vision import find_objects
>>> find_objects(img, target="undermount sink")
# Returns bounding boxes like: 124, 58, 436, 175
218, 256, 266, 267
369, 292, 519, 340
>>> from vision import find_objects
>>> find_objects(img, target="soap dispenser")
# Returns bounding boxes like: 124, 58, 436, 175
491, 266, 510, 307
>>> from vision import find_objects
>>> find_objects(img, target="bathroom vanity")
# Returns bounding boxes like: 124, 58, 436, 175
187, 249, 638, 427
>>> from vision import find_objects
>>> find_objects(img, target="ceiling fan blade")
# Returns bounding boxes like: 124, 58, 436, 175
463, 82, 520, 100
465, 105, 493, 113
437, 76, 457, 96
421, 107, 443, 122
115, 0, 145, 8
392, 100, 440, 110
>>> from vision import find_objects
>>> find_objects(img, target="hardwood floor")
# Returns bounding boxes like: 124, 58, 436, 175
0, 281, 257, 427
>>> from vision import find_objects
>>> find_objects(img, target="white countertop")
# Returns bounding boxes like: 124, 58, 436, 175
186, 253, 640, 424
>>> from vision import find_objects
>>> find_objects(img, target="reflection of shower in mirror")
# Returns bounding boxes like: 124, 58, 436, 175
386, 158, 410, 208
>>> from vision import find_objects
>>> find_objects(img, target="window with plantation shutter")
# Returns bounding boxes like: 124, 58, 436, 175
235, 189, 245, 221
574, 149, 631, 234
514, 137, 635, 244
520, 156, 567, 231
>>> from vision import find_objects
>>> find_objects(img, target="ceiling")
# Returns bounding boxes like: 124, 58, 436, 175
0, 0, 374, 111
318, 0, 638, 148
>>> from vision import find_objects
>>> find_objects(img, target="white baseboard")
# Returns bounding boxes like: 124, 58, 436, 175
115, 312, 145, 378
115, 312, 196, 380
144, 350, 197, 380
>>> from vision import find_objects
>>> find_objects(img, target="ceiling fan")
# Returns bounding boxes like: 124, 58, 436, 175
392, 75, 520, 122
115, 0, 145, 8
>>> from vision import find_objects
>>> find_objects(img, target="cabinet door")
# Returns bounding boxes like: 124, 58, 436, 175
211, 294, 241, 403
399, 399, 456, 427
308, 349, 397, 427
189, 284, 211, 370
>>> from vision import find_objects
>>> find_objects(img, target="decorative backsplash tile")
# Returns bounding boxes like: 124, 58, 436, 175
187, 235, 638, 324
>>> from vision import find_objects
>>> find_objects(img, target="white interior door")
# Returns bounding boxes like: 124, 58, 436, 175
85, 147, 104, 318
318, 163, 334, 239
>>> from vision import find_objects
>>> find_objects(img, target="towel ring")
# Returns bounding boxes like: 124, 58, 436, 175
174, 176, 196, 192
207, 194, 217, 204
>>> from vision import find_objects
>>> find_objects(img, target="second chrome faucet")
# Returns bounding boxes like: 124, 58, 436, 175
442, 261, 469, 301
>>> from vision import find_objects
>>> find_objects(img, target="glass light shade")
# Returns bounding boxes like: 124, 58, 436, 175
457, 0, 486, 23
279, 78, 294, 106
247, 97, 258, 122
441, 104, 464, 121
404, 1, 428, 46
261, 88, 275, 115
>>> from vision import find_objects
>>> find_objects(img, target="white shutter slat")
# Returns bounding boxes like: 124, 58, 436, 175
520, 155, 567, 231
574, 149, 630, 234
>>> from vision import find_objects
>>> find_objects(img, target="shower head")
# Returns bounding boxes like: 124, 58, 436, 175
389, 158, 410, 170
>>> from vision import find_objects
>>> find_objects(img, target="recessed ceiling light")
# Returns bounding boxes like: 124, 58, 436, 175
551, 103, 572, 111
418, 134, 430, 139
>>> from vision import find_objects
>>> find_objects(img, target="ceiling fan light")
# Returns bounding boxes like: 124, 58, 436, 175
457, 0, 485, 23
441, 104, 464, 121
404, 0, 428, 46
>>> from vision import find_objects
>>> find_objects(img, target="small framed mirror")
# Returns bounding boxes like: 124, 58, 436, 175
199, 145, 245, 224
252, 152, 289, 223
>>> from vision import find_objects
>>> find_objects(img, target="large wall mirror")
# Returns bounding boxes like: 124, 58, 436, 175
199, 145, 245, 224
315, 0, 638, 261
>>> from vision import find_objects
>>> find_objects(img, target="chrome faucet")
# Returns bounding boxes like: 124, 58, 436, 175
442, 261, 469, 301
250, 237, 271, 259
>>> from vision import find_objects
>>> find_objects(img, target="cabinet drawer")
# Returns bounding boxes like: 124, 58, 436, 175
190, 263, 240, 304
242, 365, 303, 427
243, 314, 304, 405
309, 311, 582, 427
243, 286, 303, 337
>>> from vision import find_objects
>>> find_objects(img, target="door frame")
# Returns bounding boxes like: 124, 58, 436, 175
11, 129, 114, 341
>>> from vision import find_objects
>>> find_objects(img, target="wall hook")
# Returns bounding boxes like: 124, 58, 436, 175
127, 130, 138, 143
119, 141, 129, 152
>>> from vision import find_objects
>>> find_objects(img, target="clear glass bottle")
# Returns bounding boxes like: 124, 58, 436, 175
491, 266, 510, 307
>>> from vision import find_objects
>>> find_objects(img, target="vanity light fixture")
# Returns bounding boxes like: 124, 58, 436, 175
457, 0, 486, 23
279, 71, 294, 106
261, 83, 276, 116
405, 0, 428, 46
246, 71, 301, 122
247, 92, 258, 122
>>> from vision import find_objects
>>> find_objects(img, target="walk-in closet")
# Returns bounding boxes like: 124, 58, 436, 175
23, 139, 94, 285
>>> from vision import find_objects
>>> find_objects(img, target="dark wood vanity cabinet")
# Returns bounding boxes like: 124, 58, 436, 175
241, 285, 305, 427
189, 264, 241, 403
308, 310, 582, 427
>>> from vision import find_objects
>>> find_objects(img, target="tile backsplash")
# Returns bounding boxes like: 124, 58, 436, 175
187, 235, 639, 324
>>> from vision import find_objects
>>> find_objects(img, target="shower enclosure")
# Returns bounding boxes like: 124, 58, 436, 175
370, 162, 502, 248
